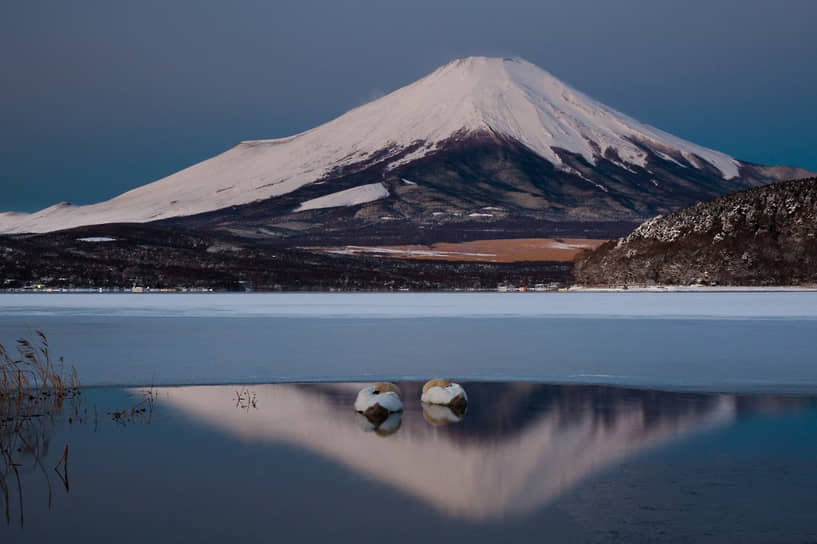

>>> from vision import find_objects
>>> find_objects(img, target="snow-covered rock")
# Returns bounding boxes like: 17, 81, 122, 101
354, 383, 404, 415
421, 379, 468, 407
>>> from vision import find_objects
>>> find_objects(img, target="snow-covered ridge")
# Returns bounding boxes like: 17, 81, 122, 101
2, 56, 742, 234
0, 211, 28, 232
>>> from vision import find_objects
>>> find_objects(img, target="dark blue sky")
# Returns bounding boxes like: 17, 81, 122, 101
1, 0, 815, 212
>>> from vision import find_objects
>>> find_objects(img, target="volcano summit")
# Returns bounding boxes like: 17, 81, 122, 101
1, 57, 811, 243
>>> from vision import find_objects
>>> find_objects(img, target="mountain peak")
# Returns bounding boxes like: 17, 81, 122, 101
434, 55, 528, 71
436, 55, 534, 69
0, 57, 788, 234
400, 55, 739, 178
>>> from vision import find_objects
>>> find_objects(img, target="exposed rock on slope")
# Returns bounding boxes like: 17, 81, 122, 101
574, 177, 817, 285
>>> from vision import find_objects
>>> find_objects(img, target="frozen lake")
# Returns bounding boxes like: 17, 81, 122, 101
1, 292, 817, 391
3, 293, 817, 541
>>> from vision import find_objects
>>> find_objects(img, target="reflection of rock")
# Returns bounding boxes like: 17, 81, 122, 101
355, 411, 403, 436
374, 412, 402, 436
361, 403, 390, 425
355, 412, 378, 432
422, 403, 465, 426
420, 379, 468, 411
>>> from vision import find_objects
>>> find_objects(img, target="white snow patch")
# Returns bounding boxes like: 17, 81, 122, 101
321, 246, 495, 259
295, 183, 389, 212
401, 178, 417, 185
386, 147, 433, 171
468, 213, 493, 218
566, 168, 610, 193
609, 160, 637, 174
547, 240, 586, 250
77, 236, 117, 242
653, 150, 686, 167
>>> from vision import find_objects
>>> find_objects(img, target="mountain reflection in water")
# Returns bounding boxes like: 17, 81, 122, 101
162, 382, 742, 520
5, 381, 817, 542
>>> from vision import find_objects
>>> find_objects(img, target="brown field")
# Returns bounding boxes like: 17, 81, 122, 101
314, 238, 607, 263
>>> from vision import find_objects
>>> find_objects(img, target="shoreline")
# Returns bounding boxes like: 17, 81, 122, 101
3, 284, 817, 294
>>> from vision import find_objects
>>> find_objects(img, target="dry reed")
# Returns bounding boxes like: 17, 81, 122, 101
0, 332, 81, 527
234, 387, 258, 411
108, 385, 156, 425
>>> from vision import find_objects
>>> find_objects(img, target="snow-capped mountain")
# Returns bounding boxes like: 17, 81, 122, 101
1, 56, 812, 237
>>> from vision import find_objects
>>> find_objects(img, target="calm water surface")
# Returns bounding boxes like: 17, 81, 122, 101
2, 382, 816, 542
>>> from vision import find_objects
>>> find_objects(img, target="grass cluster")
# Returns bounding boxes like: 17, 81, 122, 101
1, 332, 81, 527
0, 331, 79, 403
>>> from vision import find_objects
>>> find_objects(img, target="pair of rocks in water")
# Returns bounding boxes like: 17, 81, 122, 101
354, 379, 468, 432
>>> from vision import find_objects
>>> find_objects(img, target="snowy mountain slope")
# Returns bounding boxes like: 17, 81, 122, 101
0, 212, 27, 232
1, 56, 812, 235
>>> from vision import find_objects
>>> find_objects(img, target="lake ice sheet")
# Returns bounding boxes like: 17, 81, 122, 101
1, 292, 816, 390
